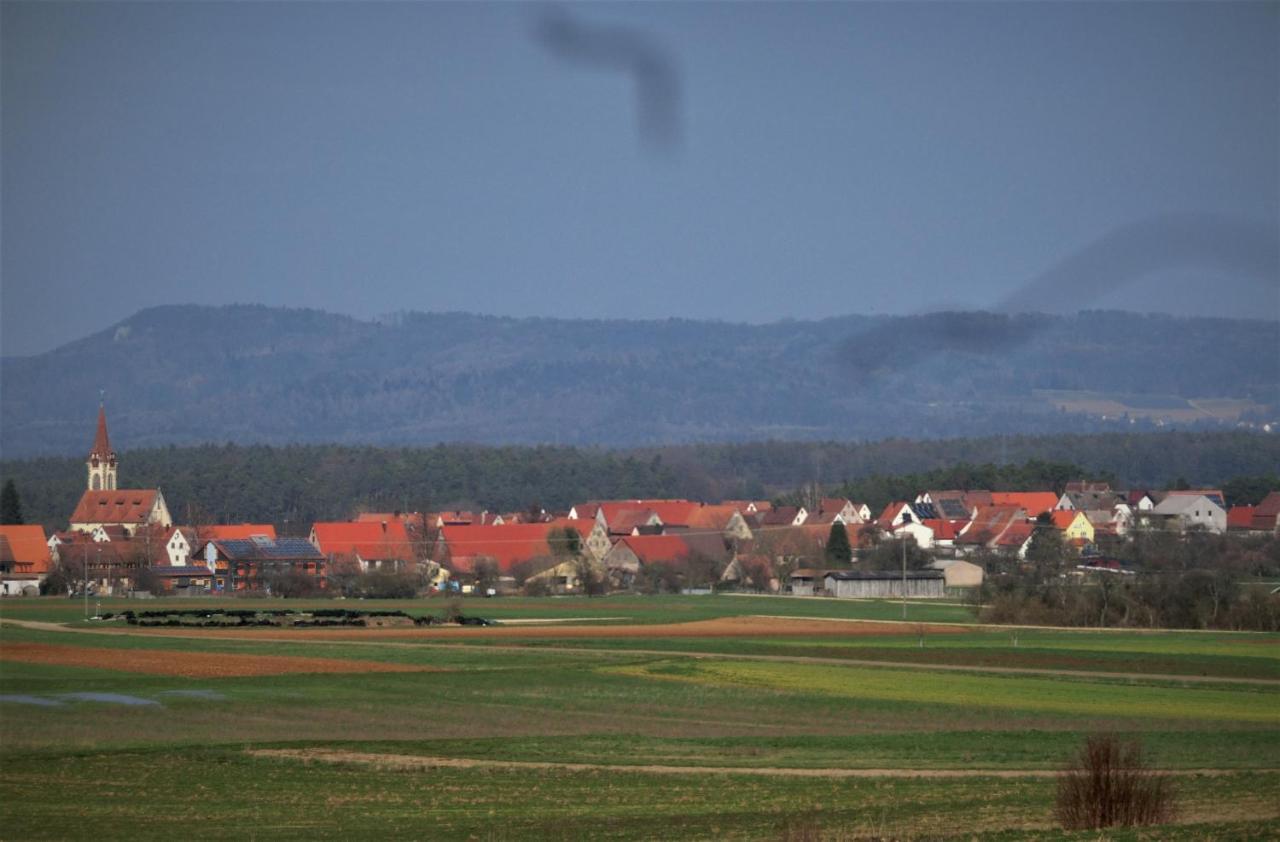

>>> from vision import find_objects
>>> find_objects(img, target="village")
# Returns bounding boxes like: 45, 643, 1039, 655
2, 405, 1277, 601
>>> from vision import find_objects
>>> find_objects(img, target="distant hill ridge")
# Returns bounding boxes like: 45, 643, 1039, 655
1, 304, 1276, 456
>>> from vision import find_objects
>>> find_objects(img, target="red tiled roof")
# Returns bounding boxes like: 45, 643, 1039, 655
612, 535, 691, 565
996, 522, 1035, 548
685, 504, 742, 532
1049, 510, 1080, 530
1255, 492, 1280, 518
920, 519, 962, 541
69, 489, 159, 526
1227, 506, 1255, 529
957, 506, 1025, 545
203, 524, 277, 541
0, 525, 50, 574
438, 524, 559, 573
989, 492, 1059, 517
312, 521, 414, 562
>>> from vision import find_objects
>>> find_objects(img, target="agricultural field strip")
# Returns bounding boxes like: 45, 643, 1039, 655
2, 618, 1276, 686
247, 748, 1280, 779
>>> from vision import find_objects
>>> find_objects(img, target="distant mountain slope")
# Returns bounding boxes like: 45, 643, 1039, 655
1, 305, 1276, 456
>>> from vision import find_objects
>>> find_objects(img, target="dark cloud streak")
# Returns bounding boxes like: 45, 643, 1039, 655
534, 5, 682, 155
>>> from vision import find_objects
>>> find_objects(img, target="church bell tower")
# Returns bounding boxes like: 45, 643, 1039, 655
87, 401, 118, 492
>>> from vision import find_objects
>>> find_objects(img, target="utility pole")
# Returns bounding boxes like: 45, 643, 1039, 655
83, 544, 89, 620
901, 535, 907, 621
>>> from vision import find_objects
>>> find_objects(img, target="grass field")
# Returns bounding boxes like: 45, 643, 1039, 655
2, 594, 1278, 839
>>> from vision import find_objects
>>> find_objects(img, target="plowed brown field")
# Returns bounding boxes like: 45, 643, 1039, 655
0, 642, 439, 678
130, 615, 966, 641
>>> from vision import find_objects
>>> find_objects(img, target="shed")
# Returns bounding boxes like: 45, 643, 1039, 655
823, 570, 945, 599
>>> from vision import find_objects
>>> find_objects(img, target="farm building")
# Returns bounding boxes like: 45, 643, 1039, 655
929, 559, 984, 588
823, 570, 945, 599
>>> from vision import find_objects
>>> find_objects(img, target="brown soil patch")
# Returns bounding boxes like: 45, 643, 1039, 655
250, 748, 1271, 779
130, 616, 967, 642
0, 642, 438, 678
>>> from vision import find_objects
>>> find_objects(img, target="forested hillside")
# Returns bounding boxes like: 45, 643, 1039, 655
1, 306, 1276, 456
4, 432, 1278, 531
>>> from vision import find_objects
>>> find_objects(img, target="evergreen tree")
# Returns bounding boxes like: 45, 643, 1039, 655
0, 479, 23, 525
825, 521, 852, 566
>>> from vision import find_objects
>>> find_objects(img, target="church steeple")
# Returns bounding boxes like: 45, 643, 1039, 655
87, 400, 118, 492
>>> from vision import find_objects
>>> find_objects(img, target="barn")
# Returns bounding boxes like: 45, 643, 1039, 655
823, 570, 946, 599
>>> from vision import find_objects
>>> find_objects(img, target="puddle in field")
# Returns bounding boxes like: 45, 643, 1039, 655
0, 694, 66, 707
158, 689, 226, 700
57, 692, 160, 706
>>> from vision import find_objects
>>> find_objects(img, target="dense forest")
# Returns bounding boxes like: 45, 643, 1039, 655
2, 305, 1276, 456
4, 431, 1278, 532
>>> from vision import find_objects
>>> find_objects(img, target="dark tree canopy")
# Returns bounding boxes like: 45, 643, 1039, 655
0, 479, 23, 525
825, 521, 852, 566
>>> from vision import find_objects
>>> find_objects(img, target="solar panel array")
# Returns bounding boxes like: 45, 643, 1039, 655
219, 537, 324, 561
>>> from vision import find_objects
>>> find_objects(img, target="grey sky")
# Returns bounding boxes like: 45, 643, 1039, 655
3, 1, 1276, 356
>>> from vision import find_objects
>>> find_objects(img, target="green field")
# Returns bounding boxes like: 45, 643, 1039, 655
2, 594, 1278, 839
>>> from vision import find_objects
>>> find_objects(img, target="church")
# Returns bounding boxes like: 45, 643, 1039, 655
68, 403, 172, 534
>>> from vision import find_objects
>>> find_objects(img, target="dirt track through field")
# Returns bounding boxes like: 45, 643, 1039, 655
0, 641, 439, 678
250, 748, 1274, 779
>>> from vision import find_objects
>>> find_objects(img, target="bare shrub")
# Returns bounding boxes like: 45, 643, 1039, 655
1055, 735, 1176, 830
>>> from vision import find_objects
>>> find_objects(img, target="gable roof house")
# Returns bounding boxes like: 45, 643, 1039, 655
0, 525, 51, 595
994, 521, 1036, 559
1248, 492, 1280, 532
760, 506, 808, 527
310, 520, 416, 572
989, 492, 1059, 518
684, 504, 754, 542
197, 536, 326, 592
955, 506, 1026, 553
165, 524, 277, 566
1147, 494, 1227, 534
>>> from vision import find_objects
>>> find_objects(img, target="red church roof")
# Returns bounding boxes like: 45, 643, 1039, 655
69, 490, 159, 526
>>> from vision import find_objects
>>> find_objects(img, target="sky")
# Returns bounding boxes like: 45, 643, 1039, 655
2, 1, 1277, 356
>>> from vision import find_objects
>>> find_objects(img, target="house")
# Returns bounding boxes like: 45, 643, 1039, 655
1049, 510, 1095, 543
602, 534, 693, 586
995, 521, 1036, 559
683, 504, 753, 542
955, 506, 1026, 552
760, 506, 808, 527
1147, 494, 1227, 534
1057, 488, 1125, 513
0, 525, 51, 595
165, 524, 277, 566
919, 490, 991, 520
197, 536, 326, 592
928, 559, 984, 588
1153, 489, 1227, 508
310, 520, 416, 572
888, 520, 935, 550
721, 500, 773, 515
823, 570, 946, 599
989, 492, 1058, 518
1227, 506, 1256, 531
1248, 492, 1280, 533
817, 498, 862, 524
920, 518, 963, 552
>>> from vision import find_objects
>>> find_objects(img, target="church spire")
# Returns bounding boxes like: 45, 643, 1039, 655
87, 398, 118, 491
90, 401, 114, 463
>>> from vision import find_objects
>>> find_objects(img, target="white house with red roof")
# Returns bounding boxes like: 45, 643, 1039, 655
0, 525, 52, 595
